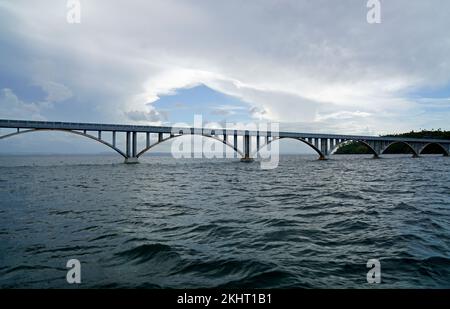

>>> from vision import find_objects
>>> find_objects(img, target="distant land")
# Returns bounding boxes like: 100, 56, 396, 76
335, 129, 450, 154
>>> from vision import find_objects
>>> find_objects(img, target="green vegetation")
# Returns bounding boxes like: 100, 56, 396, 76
335, 129, 450, 155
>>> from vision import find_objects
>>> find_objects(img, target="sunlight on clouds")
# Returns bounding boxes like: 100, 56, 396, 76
1, 0, 450, 135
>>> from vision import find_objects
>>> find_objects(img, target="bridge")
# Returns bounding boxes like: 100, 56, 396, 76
0, 119, 449, 163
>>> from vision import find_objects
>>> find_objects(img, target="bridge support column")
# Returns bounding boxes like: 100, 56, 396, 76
319, 138, 328, 160
256, 132, 260, 158
126, 132, 131, 158
124, 131, 139, 164
240, 133, 254, 163
132, 132, 137, 157
443, 143, 450, 157
370, 140, 381, 159
330, 138, 336, 153
233, 131, 238, 158
411, 142, 424, 158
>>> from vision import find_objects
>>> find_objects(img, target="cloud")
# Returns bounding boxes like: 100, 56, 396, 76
0, 88, 45, 120
316, 111, 371, 122
210, 105, 246, 116
0, 81, 72, 120
1, 0, 450, 135
125, 109, 166, 123
37, 81, 73, 104
249, 106, 267, 119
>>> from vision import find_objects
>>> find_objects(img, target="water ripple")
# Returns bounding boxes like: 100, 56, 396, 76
1, 154, 449, 288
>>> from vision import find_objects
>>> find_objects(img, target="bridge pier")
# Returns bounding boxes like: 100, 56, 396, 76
370, 141, 381, 159
124, 131, 140, 164
126, 132, 131, 158
240, 132, 254, 163
411, 142, 424, 158
256, 133, 260, 157
320, 138, 328, 160
124, 157, 139, 164
132, 132, 137, 157
233, 131, 238, 158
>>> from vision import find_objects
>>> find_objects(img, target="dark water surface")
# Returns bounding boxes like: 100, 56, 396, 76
0, 154, 449, 288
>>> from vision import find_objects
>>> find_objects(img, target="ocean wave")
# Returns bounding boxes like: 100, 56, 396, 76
115, 243, 181, 265
216, 269, 298, 288
175, 258, 266, 275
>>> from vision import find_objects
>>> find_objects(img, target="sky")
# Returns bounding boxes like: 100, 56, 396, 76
1, 0, 450, 154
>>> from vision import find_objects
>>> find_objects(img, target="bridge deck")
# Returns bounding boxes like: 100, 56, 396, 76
1, 119, 449, 144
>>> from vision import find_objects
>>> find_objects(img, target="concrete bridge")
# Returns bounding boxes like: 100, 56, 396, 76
0, 119, 449, 163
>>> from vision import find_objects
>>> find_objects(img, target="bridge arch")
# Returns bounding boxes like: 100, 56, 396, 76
136, 133, 244, 158
330, 139, 378, 156
253, 137, 325, 159
0, 129, 127, 158
381, 141, 419, 157
419, 142, 449, 156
